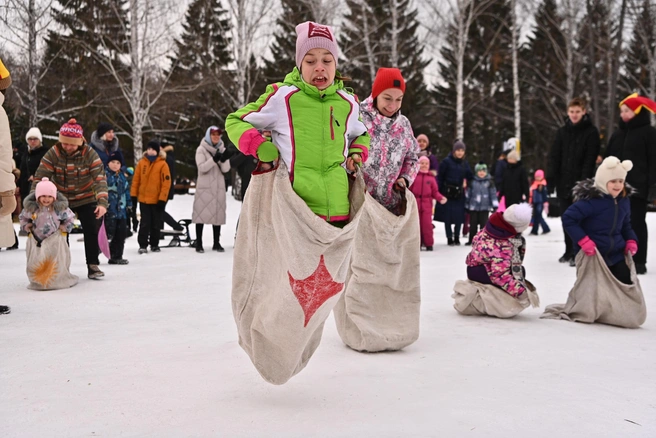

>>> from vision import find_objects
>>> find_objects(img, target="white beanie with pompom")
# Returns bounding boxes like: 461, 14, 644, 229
595, 156, 633, 194
503, 203, 532, 233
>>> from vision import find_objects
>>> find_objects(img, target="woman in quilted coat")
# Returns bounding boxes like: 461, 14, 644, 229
465, 203, 532, 297
192, 126, 232, 253
360, 68, 420, 214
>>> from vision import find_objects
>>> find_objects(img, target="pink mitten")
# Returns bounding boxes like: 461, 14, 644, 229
578, 236, 597, 256
625, 240, 638, 256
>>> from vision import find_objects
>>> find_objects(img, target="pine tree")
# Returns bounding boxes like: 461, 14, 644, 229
39, 0, 129, 135
621, 0, 655, 96
263, 0, 317, 83
431, 0, 514, 166
339, 0, 431, 134
519, 0, 568, 169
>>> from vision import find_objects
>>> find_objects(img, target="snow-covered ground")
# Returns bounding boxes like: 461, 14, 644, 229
1, 193, 654, 437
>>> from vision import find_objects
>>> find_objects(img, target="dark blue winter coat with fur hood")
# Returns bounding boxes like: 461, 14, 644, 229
562, 178, 637, 266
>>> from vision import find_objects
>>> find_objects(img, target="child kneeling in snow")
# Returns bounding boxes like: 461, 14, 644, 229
562, 157, 637, 284
465, 203, 533, 298
19, 178, 77, 289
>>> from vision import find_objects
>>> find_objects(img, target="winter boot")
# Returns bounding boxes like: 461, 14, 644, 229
87, 264, 105, 279
447, 238, 455, 246
0, 305, 10, 315
636, 264, 647, 275
108, 258, 129, 265
426, 246, 433, 251
212, 225, 224, 252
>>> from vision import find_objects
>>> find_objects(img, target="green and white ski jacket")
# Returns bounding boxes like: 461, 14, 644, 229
226, 68, 370, 221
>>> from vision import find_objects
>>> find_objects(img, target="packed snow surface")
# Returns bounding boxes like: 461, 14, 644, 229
2, 194, 655, 437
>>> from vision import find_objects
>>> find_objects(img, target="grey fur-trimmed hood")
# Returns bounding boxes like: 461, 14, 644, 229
23, 191, 69, 213
572, 178, 636, 202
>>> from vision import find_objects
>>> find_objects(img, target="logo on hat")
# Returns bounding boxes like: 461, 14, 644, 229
308, 23, 333, 41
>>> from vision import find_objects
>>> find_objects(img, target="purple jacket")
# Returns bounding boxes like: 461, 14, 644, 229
360, 97, 420, 212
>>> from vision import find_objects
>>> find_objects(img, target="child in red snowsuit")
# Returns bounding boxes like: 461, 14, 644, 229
410, 156, 446, 250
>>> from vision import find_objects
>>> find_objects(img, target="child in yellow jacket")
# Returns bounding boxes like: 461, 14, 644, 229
130, 139, 171, 254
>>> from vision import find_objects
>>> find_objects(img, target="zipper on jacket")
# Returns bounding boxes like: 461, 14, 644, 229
330, 106, 335, 141
606, 197, 618, 259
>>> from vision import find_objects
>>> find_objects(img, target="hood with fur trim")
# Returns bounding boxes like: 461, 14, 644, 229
22, 191, 69, 213
572, 178, 636, 202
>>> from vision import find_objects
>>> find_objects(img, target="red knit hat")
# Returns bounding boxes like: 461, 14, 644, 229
619, 93, 656, 114
371, 68, 406, 99
59, 118, 85, 146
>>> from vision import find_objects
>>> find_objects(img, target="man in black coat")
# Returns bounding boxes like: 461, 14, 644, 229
605, 94, 656, 274
547, 97, 601, 264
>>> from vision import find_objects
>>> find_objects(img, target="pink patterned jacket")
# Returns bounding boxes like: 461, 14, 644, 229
360, 97, 420, 213
465, 212, 527, 297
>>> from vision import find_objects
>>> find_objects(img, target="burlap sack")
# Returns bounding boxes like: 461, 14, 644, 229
333, 191, 421, 352
452, 279, 539, 318
540, 251, 646, 328
232, 162, 365, 385
26, 232, 78, 290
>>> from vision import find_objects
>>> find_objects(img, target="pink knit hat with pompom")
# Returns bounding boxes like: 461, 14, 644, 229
35, 177, 57, 200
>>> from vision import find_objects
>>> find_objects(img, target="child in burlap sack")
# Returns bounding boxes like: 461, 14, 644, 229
465, 203, 533, 298
226, 21, 370, 225
360, 67, 420, 214
19, 178, 75, 244
562, 157, 637, 284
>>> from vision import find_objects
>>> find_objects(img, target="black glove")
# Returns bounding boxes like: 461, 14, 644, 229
213, 148, 235, 163
212, 151, 223, 163
157, 200, 166, 211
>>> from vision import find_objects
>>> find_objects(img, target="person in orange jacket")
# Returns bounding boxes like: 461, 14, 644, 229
130, 139, 171, 254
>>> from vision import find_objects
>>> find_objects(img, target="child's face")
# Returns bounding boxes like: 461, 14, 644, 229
376, 88, 404, 117
535, 175, 543, 181
301, 48, 336, 90
454, 149, 465, 159
146, 148, 158, 156
567, 105, 586, 124
620, 104, 636, 123
108, 160, 121, 172
39, 195, 54, 207
607, 179, 624, 198
419, 160, 430, 172
477, 170, 487, 178
417, 135, 429, 150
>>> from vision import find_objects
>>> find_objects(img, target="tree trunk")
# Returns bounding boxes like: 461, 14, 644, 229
130, 0, 143, 158
360, 1, 377, 84
28, 0, 38, 127
587, 0, 599, 130
564, 0, 576, 104
390, 0, 399, 67
455, 0, 468, 140
607, 0, 627, 134
511, 0, 521, 142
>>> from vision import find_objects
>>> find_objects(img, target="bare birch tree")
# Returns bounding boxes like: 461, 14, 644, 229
511, 0, 520, 141
422, 0, 497, 139
0, 0, 81, 126
561, 0, 584, 103
224, 0, 274, 107
78, 0, 191, 157
606, 0, 628, 131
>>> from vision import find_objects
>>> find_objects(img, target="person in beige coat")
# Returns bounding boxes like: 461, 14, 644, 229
0, 58, 15, 314
192, 126, 232, 253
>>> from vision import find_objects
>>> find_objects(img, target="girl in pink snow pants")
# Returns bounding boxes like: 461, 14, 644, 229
410, 156, 446, 250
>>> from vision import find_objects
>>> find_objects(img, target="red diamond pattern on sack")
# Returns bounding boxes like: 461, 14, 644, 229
288, 255, 344, 327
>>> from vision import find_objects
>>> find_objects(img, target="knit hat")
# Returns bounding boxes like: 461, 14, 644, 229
507, 150, 520, 161
59, 118, 85, 146
503, 203, 532, 233
295, 21, 339, 69
534, 169, 544, 179
96, 122, 114, 138
619, 93, 656, 114
418, 156, 430, 164
595, 156, 633, 194
416, 134, 429, 144
475, 163, 487, 173
108, 149, 124, 166
146, 139, 160, 154
25, 127, 42, 143
452, 140, 466, 153
371, 68, 406, 99
35, 177, 57, 200
0, 58, 11, 90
